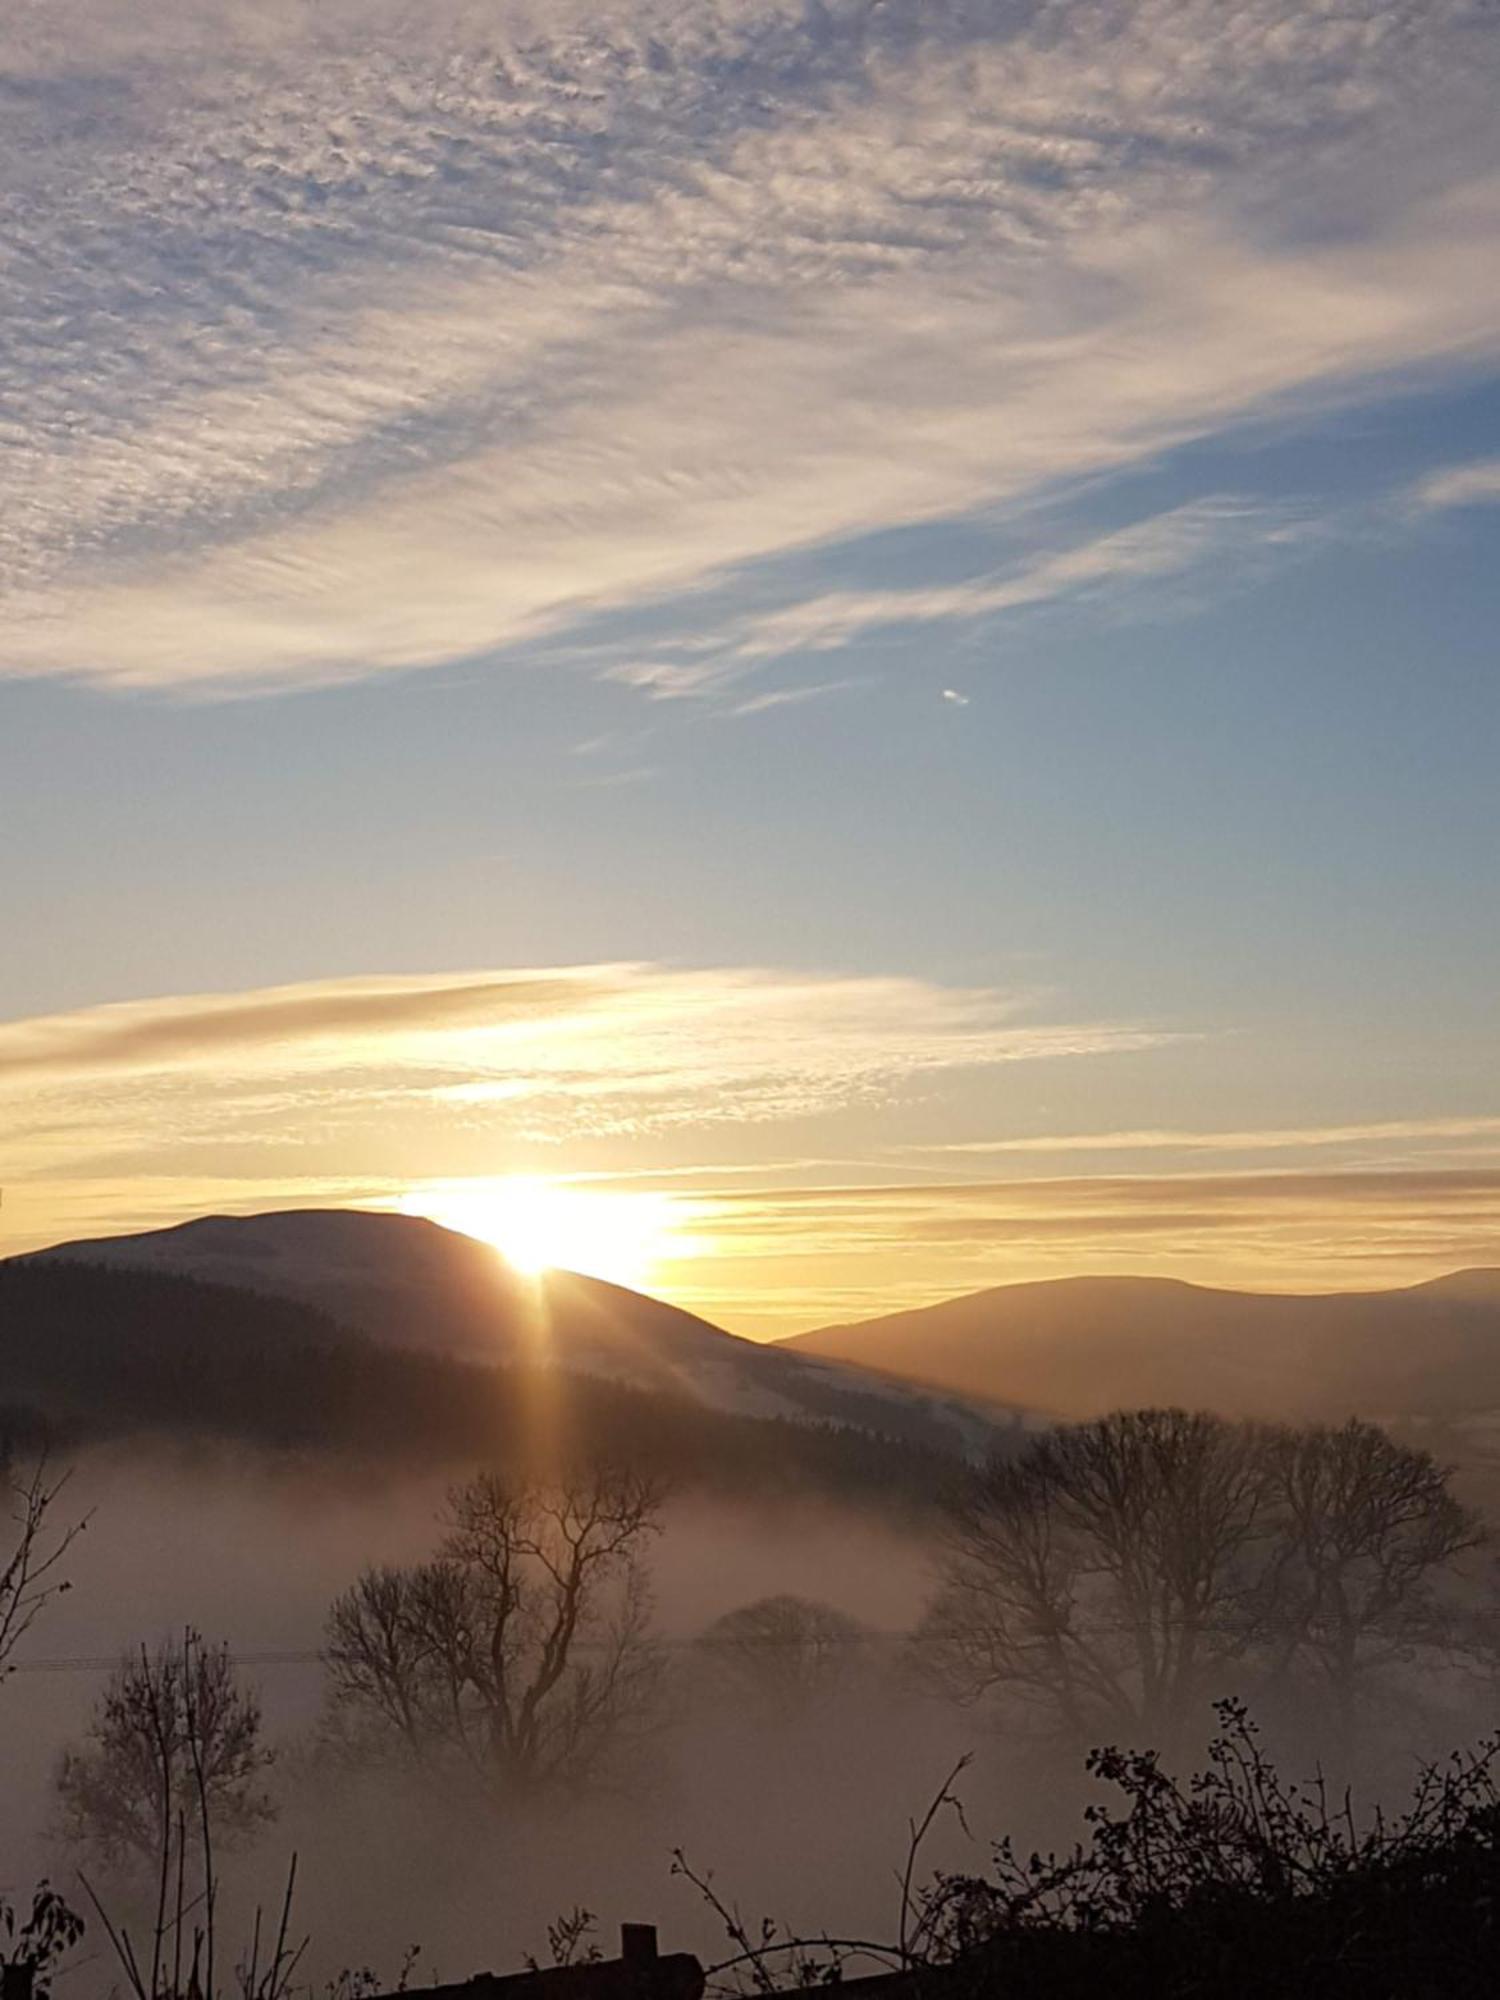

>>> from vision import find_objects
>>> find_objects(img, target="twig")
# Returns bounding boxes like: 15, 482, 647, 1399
898, 1756, 972, 1967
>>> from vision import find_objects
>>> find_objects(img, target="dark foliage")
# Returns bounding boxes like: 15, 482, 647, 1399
0, 1884, 85, 1999
682, 1704, 1499, 2000
917, 1702, 1500, 1999
0, 1261, 958, 1509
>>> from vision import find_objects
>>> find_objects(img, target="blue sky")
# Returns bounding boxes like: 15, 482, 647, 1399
2, 2, 1498, 1326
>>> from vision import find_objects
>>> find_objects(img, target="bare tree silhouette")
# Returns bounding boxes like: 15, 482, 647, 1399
325, 1465, 665, 1797
919, 1410, 1273, 1750
56, 1631, 276, 1873
1, 1443, 86, 1683
695, 1595, 869, 1718
1261, 1418, 1483, 1769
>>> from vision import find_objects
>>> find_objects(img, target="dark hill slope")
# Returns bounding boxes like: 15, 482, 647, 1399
0, 1259, 968, 1509
18, 1208, 1007, 1451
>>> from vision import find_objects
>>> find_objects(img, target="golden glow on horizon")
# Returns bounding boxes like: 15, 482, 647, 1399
398, 1176, 693, 1289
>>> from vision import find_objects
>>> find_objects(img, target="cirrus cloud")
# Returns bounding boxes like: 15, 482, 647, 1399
1412, 457, 1500, 511
0, 1, 1495, 693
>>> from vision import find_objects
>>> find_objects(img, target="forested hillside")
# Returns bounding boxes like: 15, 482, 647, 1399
0, 1259, 967, 1508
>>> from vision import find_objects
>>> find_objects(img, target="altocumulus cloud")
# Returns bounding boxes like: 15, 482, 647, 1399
0, 1, 1496, 692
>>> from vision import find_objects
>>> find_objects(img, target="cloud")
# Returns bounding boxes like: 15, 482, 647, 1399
675, 1166, 1500, 1330
1411, 457, 1500, 511
0, 970, 621, 1083
663, 498, 1302, 676
0, 2, 1495, 692
903, 1115, 1500, 1157
728, 678, 863, 718
0, 963, 1169, 1224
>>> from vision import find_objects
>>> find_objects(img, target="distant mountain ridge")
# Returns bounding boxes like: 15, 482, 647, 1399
12, 1208, 1016, 1453
786, 1270, 1500, 1429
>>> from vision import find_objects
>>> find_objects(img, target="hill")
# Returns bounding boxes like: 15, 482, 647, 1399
11, 1208, 1010, 1453
0, 1257, 971, 1509
786, 1271, 1500, 1429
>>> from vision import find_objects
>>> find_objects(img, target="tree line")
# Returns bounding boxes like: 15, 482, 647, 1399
5, 1405, 1500, 1997
28, 1405, 1497, 1867
919, 1406, 1487, 1769
0, 1259, 958, 1509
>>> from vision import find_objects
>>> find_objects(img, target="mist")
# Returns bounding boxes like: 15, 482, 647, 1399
5, 1409, 1497, 1996
1, 1443, 990, 1986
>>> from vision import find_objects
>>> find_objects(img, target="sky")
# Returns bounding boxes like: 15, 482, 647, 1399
2, 0, 1499, 1335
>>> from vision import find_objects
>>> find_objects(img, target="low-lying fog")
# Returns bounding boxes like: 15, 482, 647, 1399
2, 1447, 988, 1985
7, 1435, 1493, 1996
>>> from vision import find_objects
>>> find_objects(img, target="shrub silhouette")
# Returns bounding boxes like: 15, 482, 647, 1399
682, 1704, 1498, 1999
918, 1700, 1499, 1997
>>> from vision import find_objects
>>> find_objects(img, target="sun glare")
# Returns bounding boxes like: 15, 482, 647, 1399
399, 1176, 688, 1290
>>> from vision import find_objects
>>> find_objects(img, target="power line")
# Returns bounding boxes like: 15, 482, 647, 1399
9, 1650, 325, 1674
9, 1633, 923, 1675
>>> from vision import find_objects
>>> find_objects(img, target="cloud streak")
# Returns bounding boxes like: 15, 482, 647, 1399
1412, 457, 1500, 511
0, 962, 1168, 1221
597, 498, 1308, 695
674, 1167, 1500, 1330
903, 1115, 1500, 1158
0, 2, 1495, 691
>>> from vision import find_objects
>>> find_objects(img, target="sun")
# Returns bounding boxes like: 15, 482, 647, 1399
398, 1176, 687, 1289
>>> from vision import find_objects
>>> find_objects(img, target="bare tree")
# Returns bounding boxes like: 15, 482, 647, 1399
325, 1465, 665, 1797
55, 1631, 276, 1873
1261, 1419, 1484, 1768
696, 1595, 869, 1717
920, 1409, 1485, 1761
2, 1443, 86, 1682
919, 1410, 1275, 1751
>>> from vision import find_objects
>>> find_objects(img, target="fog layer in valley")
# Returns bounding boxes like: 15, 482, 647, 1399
2, 1446, 987, 1984
5, 1392, 1497, 1994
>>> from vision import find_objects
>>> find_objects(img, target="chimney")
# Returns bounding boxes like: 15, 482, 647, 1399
619, 1927, 658, 1966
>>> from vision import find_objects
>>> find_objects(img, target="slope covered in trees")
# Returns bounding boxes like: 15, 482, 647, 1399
0, 1259, 966, 1508
21, 1210, 1007, 1449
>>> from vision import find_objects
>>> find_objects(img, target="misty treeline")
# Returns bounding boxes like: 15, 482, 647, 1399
310, 1410, 1493, 1803
919, 1407, 1489, 1770
0, 1260, 953, 1508
6, 1399, 1500, 1998
39, 1407, 1500, 1850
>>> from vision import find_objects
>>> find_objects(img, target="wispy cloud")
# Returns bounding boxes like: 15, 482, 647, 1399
676, 1167, 1500, 1330
903, 1115, 1500, 1158
1411, 457, 1500, 511
575, 495, 1314, 705
0, 963, 1170, 1239
728, 679, 864, 718
0, 2, 1494, 692
681, 498, 1301, 675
